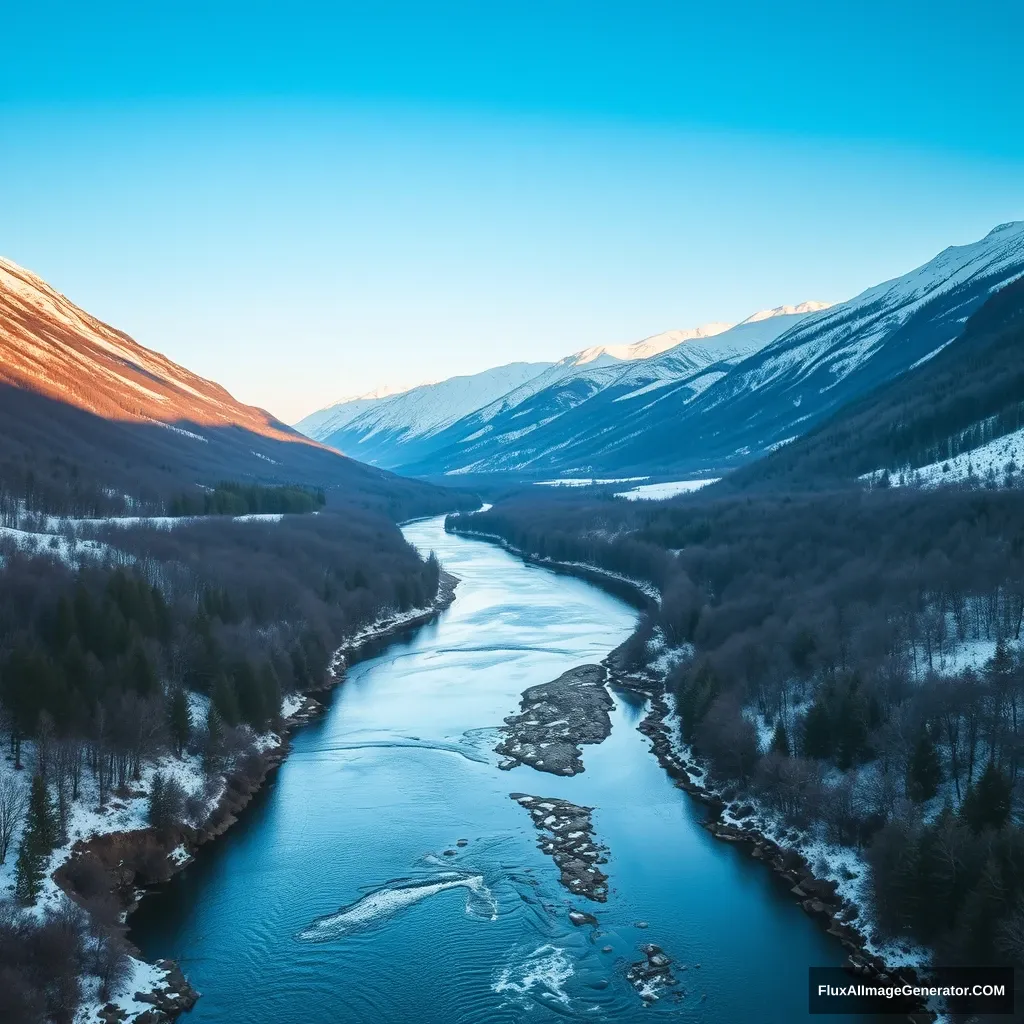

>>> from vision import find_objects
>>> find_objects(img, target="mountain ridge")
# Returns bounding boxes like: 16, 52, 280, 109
0, 256, 470, 517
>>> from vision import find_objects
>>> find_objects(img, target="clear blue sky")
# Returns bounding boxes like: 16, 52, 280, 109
2, 1, 1022, 421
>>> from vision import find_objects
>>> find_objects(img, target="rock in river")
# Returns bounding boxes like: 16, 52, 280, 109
510, 793, 610, 901
497, 665, 613, 776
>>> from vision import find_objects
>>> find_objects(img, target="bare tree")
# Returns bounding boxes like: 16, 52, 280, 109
0, 773, 28, 864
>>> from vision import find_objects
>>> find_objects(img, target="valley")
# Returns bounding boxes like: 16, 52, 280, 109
2, 221, 1024, 1024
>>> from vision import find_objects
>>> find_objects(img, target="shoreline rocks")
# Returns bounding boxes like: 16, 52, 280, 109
496, 664, 613, 776
610, 664, 937, 1019
510, 793, 610, 901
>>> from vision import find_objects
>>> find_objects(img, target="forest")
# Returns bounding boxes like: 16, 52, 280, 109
0, 477, 447, 1021
167, 481, 327, 517
449, 483, 1024, 973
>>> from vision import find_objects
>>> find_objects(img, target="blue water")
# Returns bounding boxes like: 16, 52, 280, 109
131, 515, 873, 1022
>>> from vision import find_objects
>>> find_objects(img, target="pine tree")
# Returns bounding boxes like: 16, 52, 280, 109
212, 673, 240, 727
908, 729, 943, 803
14, 774, 56, 902
167, 687, 191, 757
204, 706, 225, 774
802, 702, 832, 759
770, 721, 790, 757
961, 761, 1013, 834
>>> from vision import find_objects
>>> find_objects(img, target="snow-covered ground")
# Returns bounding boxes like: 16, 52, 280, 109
864, 425, 1024, 490
327, 598, 451, 678
0, 509, 293, 571
535, 476, 649, 487
615, 479, 719, 500
659, 693, 933, 971
0, 525, 112, 567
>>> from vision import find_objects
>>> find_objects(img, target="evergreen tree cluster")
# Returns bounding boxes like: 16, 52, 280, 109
168, 481, 326, 517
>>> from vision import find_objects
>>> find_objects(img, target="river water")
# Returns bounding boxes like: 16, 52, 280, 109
132, 515, 872, 1023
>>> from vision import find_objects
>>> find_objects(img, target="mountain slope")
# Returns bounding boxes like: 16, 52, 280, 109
721, 273, 1024, 491
433, 221, 1024, 480
596, 221, 1024, 477
299, 361, 553, 467
0, 257, 469, 517
395, 305, 825, 476
351, 224, 1023, 481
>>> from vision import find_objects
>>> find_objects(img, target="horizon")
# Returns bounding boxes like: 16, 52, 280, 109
2, 2, 1022, 422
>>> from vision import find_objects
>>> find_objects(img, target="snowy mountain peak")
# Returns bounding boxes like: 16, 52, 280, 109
739, 300, 832, 325
0, 255, 302, 445
986, 221, 1024, 238
571, 322, 734, 366
340, 384, 423, 404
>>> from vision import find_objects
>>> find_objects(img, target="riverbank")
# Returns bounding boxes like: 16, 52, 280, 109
54, 572, 461, 1024
605, 664, 936, 1023
445, 520, 658, 609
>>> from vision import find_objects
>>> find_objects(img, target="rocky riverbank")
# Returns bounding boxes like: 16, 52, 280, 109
510, 793, 610, 901
615, 674, 936, 1022
496, 664, 613, 775
54, 574, 461, 1024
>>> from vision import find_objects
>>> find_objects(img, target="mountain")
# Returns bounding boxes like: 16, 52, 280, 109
295, 384, 419, 439
721, 272, 1024, 492
570, 320, 733, 363
388, 304, 827, 476
408, 223, 1023, 480
304, 308, 822, 474
0, 257, 469, 517
298, 360, 555, 467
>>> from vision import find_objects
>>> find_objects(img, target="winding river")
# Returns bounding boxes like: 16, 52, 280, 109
131, 515, 872, 1022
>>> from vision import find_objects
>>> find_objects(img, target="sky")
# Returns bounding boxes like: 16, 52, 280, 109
1, 1, 1022, 423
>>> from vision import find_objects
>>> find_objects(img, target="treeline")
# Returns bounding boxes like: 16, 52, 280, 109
167, 481, 327, 517
3, 509, 440, 768
725, 274, 1024, 491
451, 486, 1024, 966
0, 459, 149, 528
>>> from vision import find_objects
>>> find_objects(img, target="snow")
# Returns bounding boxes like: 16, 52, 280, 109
298, 362, 553, 443
280, 693, 305, 719
0, 525, 111, 567
712, 222, 1024, 409
864, 425, 1024, 490
615, 479, 719, 500
0, 689, 294, 1023
535, 476, 649, 487
299, 300, 827, 475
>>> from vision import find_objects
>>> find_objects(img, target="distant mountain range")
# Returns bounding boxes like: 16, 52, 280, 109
296, 303, 830, 474
297, 224, 1024, 481
0, 257, 465, 516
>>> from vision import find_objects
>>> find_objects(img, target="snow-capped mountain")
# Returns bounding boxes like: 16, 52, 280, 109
623, 220, 1024, 477
296, 384, 420, 439
299, 361, 555, 467
571, 320, 733, 363
308, 303, 824, 473
372, 223, 1024, 480
0, 257, 303, 445
0, 256, 460, 509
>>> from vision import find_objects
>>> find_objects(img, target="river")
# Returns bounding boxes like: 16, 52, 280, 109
131, 514, 873, 1022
